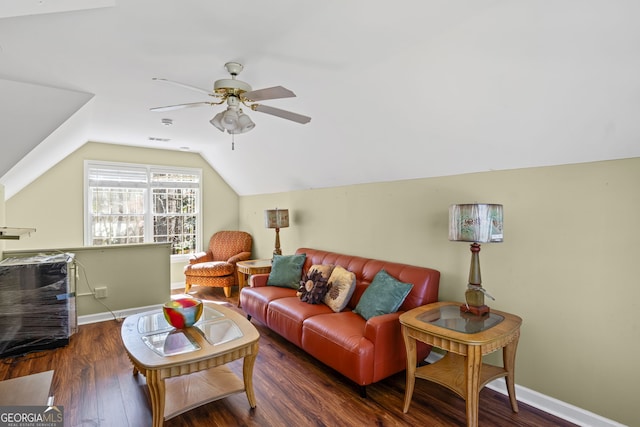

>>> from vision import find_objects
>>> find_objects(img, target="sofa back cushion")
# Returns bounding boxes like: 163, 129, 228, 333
296, 248, 440, 311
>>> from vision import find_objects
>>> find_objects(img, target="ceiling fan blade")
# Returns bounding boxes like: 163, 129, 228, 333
252, 104, 311, 124
150, 102, 213, 112
243, 86, 296, 102
152, 78, 216, 96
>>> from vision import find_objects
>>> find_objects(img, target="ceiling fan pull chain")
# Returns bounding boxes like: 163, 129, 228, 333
232, 133, 235, 151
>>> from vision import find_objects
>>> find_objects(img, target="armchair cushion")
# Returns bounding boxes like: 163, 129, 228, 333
185, 261, 235, 277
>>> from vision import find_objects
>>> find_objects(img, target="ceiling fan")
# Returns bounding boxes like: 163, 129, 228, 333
151, 62, 311, 135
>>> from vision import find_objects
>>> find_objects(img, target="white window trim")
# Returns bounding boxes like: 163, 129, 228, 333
83, 160, 203, 258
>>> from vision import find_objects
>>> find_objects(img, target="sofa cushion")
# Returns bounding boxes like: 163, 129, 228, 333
301, 311, 374, 384
298, 269, 331, 304
324, 265, 356, 312
267, 297, 334, 347
239, 286, 296, 325
267, 253, 306, 289
353, 269, 413, 320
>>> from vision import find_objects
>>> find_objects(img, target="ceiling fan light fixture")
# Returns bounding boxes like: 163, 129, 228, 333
222, 108, 239, 131
209, 112, 225, 132
237, 111, 255, 133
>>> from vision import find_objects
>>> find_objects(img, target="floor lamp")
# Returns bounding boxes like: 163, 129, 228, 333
265, 208, 289, 256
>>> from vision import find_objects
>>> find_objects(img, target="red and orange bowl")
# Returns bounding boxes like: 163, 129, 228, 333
162, 297, 203, 329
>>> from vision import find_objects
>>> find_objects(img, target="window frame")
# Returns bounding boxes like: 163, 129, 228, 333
84, 160, 203, 260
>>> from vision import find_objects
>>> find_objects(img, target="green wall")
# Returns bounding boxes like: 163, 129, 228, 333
3, 244, 171, 317
239, 157, 640, 427
3, 141, 241, 298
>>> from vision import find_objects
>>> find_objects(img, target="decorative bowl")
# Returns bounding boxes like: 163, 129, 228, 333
162, 298, 203, 329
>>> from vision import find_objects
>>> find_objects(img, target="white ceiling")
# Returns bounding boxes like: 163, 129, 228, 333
1, 0, 639, 199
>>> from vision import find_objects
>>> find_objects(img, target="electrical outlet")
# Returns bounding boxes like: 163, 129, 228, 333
95, 286, 108, 299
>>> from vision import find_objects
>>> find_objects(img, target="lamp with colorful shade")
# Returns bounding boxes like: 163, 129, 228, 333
449, 203, 503, 315
264, 208, 290, 256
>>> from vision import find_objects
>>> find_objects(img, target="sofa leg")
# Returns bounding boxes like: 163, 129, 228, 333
223, 286, 231, 297
184, 282, 191, 293
359, 385, 367, 398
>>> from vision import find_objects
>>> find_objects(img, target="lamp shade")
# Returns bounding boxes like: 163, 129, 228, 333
209, 112, 225, 132
449, 204, 503, 243
264, 209, 289, 229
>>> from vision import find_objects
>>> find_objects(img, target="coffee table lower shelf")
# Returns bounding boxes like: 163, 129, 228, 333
163, 365, 245, 420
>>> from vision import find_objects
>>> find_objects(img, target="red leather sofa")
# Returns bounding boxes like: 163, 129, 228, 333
239, 248, 440, 395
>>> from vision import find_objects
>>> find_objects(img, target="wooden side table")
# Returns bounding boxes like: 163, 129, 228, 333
236, 259, 272, 306
400, 301, 522, 427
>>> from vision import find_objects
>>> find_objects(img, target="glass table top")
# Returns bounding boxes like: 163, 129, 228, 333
417, 304, 504, 334
137, 306, 244, 356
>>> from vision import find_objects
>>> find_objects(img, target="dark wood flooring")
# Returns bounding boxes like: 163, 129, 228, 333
0, 287, 577, 426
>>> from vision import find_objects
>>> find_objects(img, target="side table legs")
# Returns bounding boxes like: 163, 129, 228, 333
503, 335, 520, 413
465, 346, 482, 427
237, 271, 248, 307
402, 332, 417, 413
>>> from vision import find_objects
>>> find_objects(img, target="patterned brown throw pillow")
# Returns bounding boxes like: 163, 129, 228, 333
298, 269, 331, 304
324, 265, 356, 312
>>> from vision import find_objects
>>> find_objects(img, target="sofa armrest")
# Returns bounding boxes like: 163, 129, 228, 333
249, 273, 270, 288
363, 312, 402, 345
189, 251, 211, 264
228, 251, 252, 265
364, 310, 432, 367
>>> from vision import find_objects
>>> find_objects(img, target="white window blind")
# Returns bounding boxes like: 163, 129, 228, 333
84, 161, 202, 255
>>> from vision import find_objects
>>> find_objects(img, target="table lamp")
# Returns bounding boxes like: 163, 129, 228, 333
264, 208, 289, 256
449, 203, 503, 316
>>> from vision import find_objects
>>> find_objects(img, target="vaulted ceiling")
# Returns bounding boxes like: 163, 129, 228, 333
1, 0, 639, 199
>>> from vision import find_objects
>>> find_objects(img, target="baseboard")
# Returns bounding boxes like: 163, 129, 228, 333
425, 352, 624, 427
171, 281, 184, 290
77, 304, 163, 325
486, 381, 625, 427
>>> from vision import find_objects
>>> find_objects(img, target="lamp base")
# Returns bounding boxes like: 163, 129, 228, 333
460, 303, 490, 316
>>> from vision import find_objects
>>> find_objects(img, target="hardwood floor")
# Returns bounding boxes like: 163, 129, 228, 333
0, 287, 577, 427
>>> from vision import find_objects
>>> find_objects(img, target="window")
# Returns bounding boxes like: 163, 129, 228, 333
85, 161, 202, 256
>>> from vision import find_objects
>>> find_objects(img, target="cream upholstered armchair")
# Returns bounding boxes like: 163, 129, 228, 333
184, 231, 252, 297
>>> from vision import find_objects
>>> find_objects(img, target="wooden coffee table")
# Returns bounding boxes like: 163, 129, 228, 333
400, 301, 522, 427
121, 302, 259, 427
236, 259, 272, 306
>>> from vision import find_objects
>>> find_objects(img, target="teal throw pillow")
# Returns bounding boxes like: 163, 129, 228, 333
267, 253, 306, 289
353, 269, 413, 320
